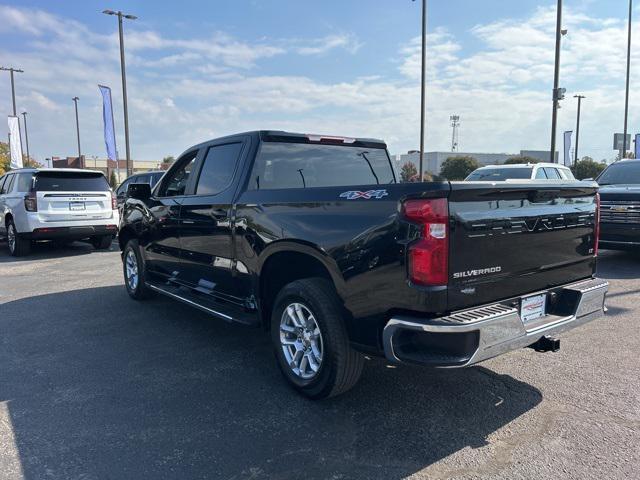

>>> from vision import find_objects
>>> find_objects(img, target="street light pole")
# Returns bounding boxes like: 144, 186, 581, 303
72, 96, 82, 159
103, 9, 137, 177
623, 0, 633, 156
419, 0, 427, 179
21, 111, 30, 161
550, 0, 563, 163
0, 66, 23, 116
574, 95, 585, 165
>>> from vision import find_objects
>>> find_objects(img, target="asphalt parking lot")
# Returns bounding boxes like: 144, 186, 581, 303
0, 241, 639, 480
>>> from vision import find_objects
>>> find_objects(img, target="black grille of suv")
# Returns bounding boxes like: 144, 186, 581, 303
600, 200, 640, 224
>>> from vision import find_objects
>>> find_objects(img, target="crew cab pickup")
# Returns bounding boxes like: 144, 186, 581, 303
118, 131, 608, 399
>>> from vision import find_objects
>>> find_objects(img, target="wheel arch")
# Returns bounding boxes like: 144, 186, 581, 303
257, 241, 346, 330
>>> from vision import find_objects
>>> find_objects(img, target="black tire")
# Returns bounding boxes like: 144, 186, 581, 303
92, 235, 113, 250
123, 239, 153, 300
7, 220, 31, 257
271, 278, 364, 399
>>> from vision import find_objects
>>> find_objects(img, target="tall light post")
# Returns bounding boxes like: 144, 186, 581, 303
549, 0, 564, 163
574, 95, 585, 165
72, 96, 82, 159
623, 0, 633, 156
0, 66, 23, 116
21, 111, 30, 162
412, 0, 427, 179
103, 9, 137, 177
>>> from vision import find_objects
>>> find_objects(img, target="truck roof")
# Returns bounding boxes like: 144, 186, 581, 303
4, 168, 105, 174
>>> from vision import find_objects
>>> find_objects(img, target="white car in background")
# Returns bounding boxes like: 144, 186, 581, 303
0, 168, 119, 256
465, 163, 576, 181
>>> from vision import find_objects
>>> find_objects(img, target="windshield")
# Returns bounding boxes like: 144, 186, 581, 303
466, 167, 532, 181
597, 162, 640, 185
250, 142, 396, 189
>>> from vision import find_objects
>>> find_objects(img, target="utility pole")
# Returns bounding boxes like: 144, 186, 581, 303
72, 97, 82, 159
574, 95, 585, 165
103, 9, 137, 177
623, 0, 633, 155
21, 111, 30, 162
549, 0, 564, 163
450, 115, 460, 152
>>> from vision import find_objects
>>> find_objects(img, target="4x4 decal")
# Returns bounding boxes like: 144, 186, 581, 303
340, 190, 389, 200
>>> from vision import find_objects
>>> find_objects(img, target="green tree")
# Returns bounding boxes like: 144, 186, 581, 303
0, 142, 9, 176
504, 156, 541, 165
162, 156, 175, 165
440, 156, 480, 180
109, 170, 118, 189
400, 161, 418, 182
571, 157, 606, 180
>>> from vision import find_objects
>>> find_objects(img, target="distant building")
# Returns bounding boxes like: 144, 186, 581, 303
394, 150, 559, 175
46, 156, 163, 184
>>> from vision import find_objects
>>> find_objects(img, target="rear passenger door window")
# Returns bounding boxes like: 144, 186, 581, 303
535, 168, 547, 179
195, 142, 243, 195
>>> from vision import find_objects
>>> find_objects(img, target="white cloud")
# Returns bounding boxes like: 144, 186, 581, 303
295, 33, 363, 55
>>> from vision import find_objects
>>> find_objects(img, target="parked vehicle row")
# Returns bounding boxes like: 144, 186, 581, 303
117, 130, 608, 399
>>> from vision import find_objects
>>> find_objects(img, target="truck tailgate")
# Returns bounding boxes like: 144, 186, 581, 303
447, 182, 598, 310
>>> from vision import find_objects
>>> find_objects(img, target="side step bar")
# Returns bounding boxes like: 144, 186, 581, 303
146, 281, 258, 326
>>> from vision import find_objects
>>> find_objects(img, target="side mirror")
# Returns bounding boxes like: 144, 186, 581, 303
127, 183, 152, 201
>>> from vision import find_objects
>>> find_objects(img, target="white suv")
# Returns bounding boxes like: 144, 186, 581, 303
0, 168, 119, 256
466, 163, 576, 181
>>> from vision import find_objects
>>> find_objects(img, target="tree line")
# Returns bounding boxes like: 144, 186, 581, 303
399, 154, 612, 182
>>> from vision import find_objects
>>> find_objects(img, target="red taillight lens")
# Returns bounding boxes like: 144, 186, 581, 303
403, 198, 449, 286
594, 193, 600, 257
24, 191, 37, 212
111, 191, 117, 210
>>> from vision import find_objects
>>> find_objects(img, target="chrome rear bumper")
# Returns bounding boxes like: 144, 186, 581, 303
382, 278, 608, 367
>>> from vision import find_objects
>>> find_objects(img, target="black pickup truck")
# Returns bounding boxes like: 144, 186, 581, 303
118, 131, 608, 399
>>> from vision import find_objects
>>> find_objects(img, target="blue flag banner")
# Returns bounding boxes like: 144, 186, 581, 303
99, 85, 117, 161
636, 134, 640, 160
563, 131, 572, 166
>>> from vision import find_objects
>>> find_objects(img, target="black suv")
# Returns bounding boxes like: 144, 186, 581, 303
114, 171, 165, 208
597, 160, 640, 249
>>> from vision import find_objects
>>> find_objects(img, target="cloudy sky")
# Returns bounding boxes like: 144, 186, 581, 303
0, 0, 638, 162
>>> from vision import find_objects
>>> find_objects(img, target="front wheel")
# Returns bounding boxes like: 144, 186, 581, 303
123, 239, 153, 300
271, 278, 364, 399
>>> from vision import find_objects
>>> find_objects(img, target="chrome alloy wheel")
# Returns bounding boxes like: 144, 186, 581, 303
7, 223, 16, 254
125, 250, 139, 291
280, 302, 324, 380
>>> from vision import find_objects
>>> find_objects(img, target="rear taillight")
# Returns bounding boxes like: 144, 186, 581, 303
24, 191, 37, 212
594, 193, 600, 257
402, 198, 449, 286
111, 191, 117, 210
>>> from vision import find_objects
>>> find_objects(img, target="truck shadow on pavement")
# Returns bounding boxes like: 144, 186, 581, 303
0, 286, 542, 480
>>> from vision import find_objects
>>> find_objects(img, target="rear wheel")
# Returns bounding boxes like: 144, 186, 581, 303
91, 235, 113, 250
7, 220, 31, 257
271, 278, 364, 399
123, 239, 153, 300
